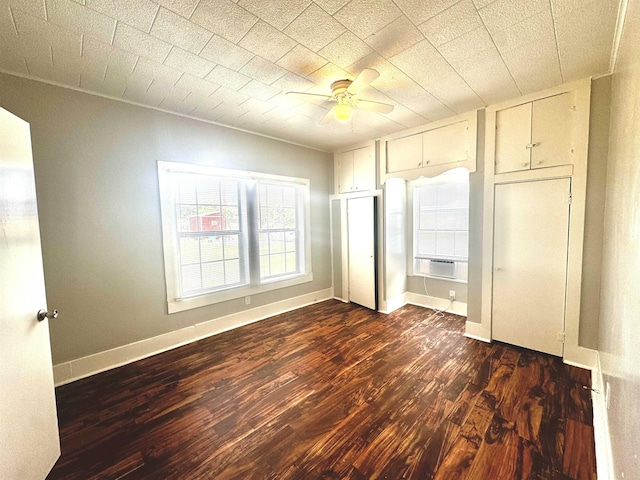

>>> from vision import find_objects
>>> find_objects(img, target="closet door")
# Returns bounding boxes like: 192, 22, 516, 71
347, 196, 376, 310
492, 178, 571, 356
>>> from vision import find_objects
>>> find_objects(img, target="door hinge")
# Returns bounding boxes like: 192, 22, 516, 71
557, 332, 565, 343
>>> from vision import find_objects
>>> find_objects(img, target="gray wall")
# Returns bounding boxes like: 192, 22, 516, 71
579, 75, 611, 349
597, 0, 640, 476
0, 73, 333, 364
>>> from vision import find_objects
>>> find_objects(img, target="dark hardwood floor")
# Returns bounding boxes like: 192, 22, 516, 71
47, 300, 596, 480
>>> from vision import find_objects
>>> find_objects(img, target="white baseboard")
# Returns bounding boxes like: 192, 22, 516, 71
563, 344, 598, 370
378, 293, 407, 314
463, 321, 491, 343
590, 351, 614, 480
53, 288, 333, 387
404, 292, 467, 317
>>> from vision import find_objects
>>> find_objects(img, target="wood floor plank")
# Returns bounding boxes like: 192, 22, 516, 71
46, 300, 596, 480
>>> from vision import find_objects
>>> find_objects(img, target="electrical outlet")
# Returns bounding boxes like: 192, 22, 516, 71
605, 381, 611, 409
244, 296, 251, 306
449, 290, 456, 300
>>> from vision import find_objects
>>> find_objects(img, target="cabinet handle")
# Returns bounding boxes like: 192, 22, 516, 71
525, 142, 540, 149
425, 160, 430, 165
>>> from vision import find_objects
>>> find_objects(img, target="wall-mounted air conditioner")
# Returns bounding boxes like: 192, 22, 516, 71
429, 259, 456, 279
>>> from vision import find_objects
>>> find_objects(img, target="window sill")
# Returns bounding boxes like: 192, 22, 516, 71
409, 273, 468, 284
167, 272, 314, 314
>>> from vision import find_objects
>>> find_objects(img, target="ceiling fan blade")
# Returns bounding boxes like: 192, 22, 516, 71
320, 106, 337, 124
353, 99, 394, 114
347, 68, 380, 94
286, 91, 334, 101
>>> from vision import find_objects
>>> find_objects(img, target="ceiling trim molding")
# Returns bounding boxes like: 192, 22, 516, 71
609, 0, 630, 73
0, 68, 330, 154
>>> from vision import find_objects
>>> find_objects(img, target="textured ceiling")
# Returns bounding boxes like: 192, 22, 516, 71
0, 0, 621, 151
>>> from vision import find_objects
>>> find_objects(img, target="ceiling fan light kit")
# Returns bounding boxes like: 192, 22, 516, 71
286, 68, 394, 125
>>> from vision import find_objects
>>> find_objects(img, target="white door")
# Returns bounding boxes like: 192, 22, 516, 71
492, 178, 571, 356
347, 197, 376, 310
0, 107, 60, 478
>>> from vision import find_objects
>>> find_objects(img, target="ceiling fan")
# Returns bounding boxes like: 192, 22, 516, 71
286, 68, 394, 124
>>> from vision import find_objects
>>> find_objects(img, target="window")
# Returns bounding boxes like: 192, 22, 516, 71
158, 161, 312, 313
411, 168, 469, 282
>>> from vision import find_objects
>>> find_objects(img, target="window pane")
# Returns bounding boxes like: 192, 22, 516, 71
285, 252, 297, 273
436, 209, 456, 230
201, 236, 223, 262
179, 205, 198, 232
197, 176, 220, 204
259, 232, 269, 255
225, 259, 240, 284
220, 179, 238, 205
270, 253, 286, 276
282, 186, 296, 207
178, 174, 197, 203
181, 264, 202, 292
435, 232, 455, 256
180, 237, 200, 264
282, 207, 296, 229
455, 232, 469, 258
418, 186, 437, 207
260, 206, 269, 229
267, 184, 283, 207
437, 183, 457, 207
418, 231, 436, 256
202, 261, 225, 289
223, 206, 239, 230
455, 209, 469, 230
198, 206, 221, 232
419, 210, 436, 230
223, 235, 239, 259
260, 254, 270, 277
270, 232, 285, 253
285, 231, 296, 252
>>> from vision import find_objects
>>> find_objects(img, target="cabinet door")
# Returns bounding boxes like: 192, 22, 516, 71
352, 146, 375, 191
336, 151, 354, 193
495, 103, 531, 174
422, 121, 468, 167
492, 178, 571, 356
531, 93, 574, 169
386, 133, 422, 173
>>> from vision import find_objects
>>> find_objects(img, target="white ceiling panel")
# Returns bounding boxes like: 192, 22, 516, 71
164, 46, 214, 78
239, 55, 287, 84
85, 0, 159, 33
333, 0, 402, 39
199, 35, 254, 71
153, 0, 199, 18
283, 3, 345, 52
46, 0, 116, 45
190, 0, 257, 44
239, 20, 297, 62
318, 31, 372, 68
393, 0, 459, 25
149, 7, 212, 55
112, 22, 171, 63
363, 15, 423, 58
0, 0, 623, 151
238, 0, 311, 31
419, 0, 483, 47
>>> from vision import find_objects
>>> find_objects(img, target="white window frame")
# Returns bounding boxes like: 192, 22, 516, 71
158, 161, 313, 313
408, 167, 469, 283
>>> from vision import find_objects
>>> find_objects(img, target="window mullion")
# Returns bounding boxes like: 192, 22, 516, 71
246, 182, 260, 286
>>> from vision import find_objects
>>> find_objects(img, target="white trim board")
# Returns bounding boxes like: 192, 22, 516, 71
53, 288, 333, 387
464, 321, 491, 343
404, 292, 467, 317
590, 351, 615, 480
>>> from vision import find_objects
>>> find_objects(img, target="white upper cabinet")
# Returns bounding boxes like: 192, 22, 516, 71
335, 144, 375, 193
495, 92, 575, 174
386, 133, 422, 173
422, 121, 469, 167
495, 103, 532, 174
380, 111, 478, 182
